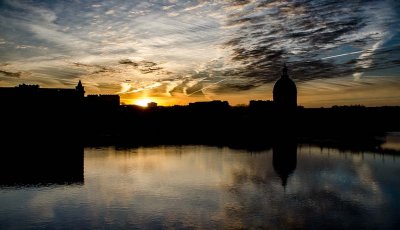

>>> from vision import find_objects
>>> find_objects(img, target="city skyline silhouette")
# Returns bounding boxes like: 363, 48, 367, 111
1, 1, 400, 229
1, 63, 399, 148
0, 1, 399, 107
1, 63, 398, 109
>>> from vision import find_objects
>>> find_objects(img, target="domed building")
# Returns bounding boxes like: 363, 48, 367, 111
273, 64, 297, 110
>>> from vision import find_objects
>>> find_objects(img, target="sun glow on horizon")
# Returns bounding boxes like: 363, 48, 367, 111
134, 98, 154, 107
0, 0, 399, 107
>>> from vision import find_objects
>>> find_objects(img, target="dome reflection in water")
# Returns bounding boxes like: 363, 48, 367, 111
1, 141, 400, 229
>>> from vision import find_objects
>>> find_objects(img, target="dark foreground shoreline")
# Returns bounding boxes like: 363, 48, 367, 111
1, 104, 399, 153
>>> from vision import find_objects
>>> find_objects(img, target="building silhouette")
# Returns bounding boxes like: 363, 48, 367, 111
273, 63, 297, 110
0, 81, 120, 108
76, 80, 85, 98
249, 100, 274, 108
188, 100, 229, 109
86, 94, 120, 108
147, 102, 158, 108
0, 82, 85, 108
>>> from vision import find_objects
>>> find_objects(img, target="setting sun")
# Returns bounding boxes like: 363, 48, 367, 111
134, 98, 153, 107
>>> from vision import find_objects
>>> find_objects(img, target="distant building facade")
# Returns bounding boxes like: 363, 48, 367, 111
0, 82, 85, 108
86, 94, 120, 108
0, 81, 120, 108
249, 100, 274, 108
189, 100, 230, 109
273, 64, 297, 110
147, 102, 158, 108
0, 81, 89, 141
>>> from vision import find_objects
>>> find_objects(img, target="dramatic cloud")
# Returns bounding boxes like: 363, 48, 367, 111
119, 59, 139, 67
119, 59, 163, 74
0, 0, 399, 106
0, 69, 21, 78
222, 0, 400, 88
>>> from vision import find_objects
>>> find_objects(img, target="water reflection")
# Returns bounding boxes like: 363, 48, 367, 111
273, 140, 297, 187
0, 144, 399, 229
382, 132, 400, 151
0, 145, 84, 186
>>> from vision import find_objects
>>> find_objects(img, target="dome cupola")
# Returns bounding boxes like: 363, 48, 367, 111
273, 64, 297, 110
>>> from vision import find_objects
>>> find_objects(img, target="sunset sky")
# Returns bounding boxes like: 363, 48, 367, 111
0, 0, 399, 107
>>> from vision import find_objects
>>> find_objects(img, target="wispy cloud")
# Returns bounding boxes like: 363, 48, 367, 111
0, 69, 21, 78
222, 0, 400, 87
0, 0, 399, 105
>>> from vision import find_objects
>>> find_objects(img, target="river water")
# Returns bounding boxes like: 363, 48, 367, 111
1, 141, 399, 229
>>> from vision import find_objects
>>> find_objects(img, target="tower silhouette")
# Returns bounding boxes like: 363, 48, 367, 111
76, 80, 85, 97
273, 63, 297, 110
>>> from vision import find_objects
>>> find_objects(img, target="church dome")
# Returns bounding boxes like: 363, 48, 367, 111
273, 64, 297, 110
